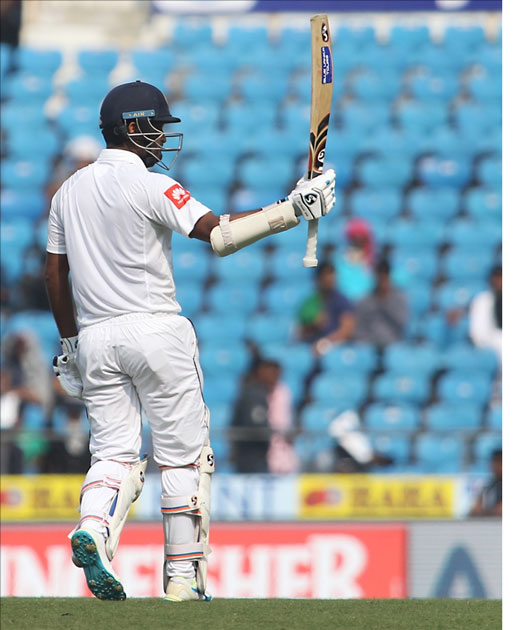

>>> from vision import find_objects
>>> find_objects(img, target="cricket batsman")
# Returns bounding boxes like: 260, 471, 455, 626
44, 80, 336, 601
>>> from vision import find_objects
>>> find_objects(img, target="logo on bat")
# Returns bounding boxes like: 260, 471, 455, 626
321, 22, 329, 42
321, 46, 332, 84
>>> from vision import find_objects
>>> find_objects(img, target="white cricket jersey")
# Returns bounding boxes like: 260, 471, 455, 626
47, 149, 211, 328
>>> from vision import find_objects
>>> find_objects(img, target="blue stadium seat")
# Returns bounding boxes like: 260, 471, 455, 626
295, 434, 336, 472
172, 247, 210, 283
417, 155, 472, 188
1, 217, 34, 253
188, 187, 227, 213
180, 154, 234, 189
408, 71, 458, 102
0, 190, 46, 221
396, 101, 448, 134
391, 248, 438, 285
1, 103, 48, 129
173, 21, 213, 48
238, 71, 288, 104
454, 103, 500, 137
437, 370, 492, 406
209, 281, 260, 315
403, 283, 432, 318
421, 126, 471, 158
5, 310, 59, 360
477, 156, 502, 189
407, 188, 459, 221
3, 72, 54, 103
64, 79, 113, 106
341, 102, 390, 133
245, 314, 293, 346
335, 25, 376, 49
311, 373, 368, 407
259, 342, 314, 378
350, 70, 401, 102
322, 343, 378, 375
467, 72, 501, 103
224, 102, 276, 134
350, 188, 402, 222
209, 402, 232, 431
195, 313, 246, 345
17, 48, 62, 75
229, 185, 287, 214
463, 188, 501, 221
199, 341, 249, 377
478, 43, 501, 74
365, 126, 425, 158
472, 432, 502, 468
212, 247, 266, 283
414, 434, 464, 473
131, 48, 176, 76
445, 218, 501, 250
434, 281, 485, 312
57, 105, 100, 138
443, 26, 485, 54
442, 249, 493, 284
425, 402, 482, 432
417, 312, 470, 347
370, 434, 411, 466
364, 402, 419, 431
270, 246, 312, 282
175, 283, 204, 316
389, 25, 430, 52
301, 403, 343, 434
77, 49, 119, 75
280, 102, 311, 134
357, 156, 412, 189
486, 405, 501, 431
182, 73, 232, 103
1, 159, 52, 192
383, 342, 441, 376
373, 371, 430, 405
203, 376, 239, 406
386, 219, 444, 250
441, 343, 498, 377
238, 155, 293, 191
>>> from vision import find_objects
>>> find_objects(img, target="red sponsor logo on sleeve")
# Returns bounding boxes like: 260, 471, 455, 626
164, 184, 191, 209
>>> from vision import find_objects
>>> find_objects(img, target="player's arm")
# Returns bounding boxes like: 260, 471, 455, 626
191, 170, 336, 256
44, 252, 78, 338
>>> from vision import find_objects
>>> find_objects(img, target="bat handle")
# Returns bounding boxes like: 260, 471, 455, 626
303, 219, 319, 267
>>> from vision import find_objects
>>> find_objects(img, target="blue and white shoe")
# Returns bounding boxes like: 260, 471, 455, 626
71, 529, 126, 601
164, 576, 212, 602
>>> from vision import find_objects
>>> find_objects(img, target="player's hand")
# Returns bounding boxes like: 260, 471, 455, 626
288, 169, 336, 221
53, 336, 83, 399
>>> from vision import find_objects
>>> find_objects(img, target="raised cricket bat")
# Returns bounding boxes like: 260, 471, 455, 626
302, 14, 334, 268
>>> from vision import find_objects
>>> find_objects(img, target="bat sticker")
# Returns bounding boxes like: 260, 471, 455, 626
321, 22, 329, 42
321, 46, 332, 84
308, 113, 331, 176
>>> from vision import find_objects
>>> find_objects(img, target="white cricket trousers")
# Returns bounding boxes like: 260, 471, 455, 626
76, 312, 209, 580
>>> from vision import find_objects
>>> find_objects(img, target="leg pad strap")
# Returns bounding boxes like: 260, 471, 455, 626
161, 495, 201, 515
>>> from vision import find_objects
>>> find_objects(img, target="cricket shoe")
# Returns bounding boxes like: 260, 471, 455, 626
71, 528, 126, 601
164, 576, 212, 602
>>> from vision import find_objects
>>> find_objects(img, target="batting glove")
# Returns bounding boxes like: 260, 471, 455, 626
53, 335, 83, 399
288, 169, 336, 221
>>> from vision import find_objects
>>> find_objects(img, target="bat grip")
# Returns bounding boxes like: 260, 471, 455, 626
303, 219, 319, 267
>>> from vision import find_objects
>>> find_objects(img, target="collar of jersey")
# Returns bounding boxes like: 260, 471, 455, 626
97, 149, 147, 169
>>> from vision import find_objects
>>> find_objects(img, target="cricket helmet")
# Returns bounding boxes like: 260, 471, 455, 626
99, 80, 183, 170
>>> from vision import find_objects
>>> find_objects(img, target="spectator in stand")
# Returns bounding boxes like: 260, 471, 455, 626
469, 448, 502, 517
297, 261, 355, 356
334, 218, 376, 301
469, 265, 502, 367
1, 330, 54, 416
353, 258, 408, 348
42, 401, 90, 473
230, 358, 298, 473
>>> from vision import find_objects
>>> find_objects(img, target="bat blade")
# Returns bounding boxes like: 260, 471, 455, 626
303, 14, 334, 268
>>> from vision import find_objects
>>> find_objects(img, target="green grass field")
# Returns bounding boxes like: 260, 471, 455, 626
0, 598, 501, 630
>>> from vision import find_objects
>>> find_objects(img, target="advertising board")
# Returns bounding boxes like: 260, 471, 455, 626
0, 523, 406, 598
